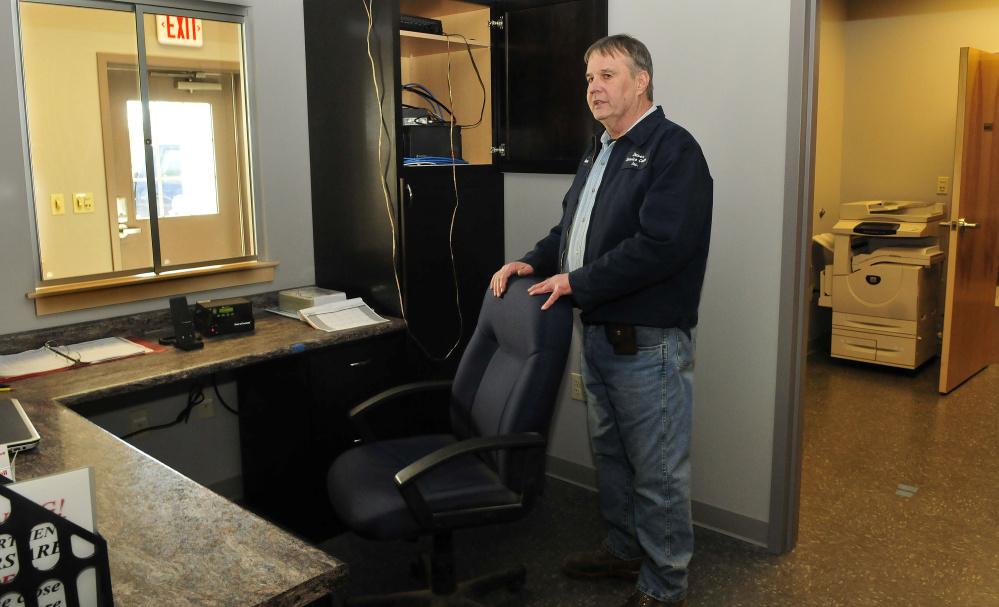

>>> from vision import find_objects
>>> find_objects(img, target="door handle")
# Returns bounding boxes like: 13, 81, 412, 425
938, 218, 980, 231
118, 223, 142, 238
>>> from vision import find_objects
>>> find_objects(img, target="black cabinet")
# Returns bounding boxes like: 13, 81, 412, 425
494, 0, 609, 173
304, 0, 606, 368
401, 165, 503, 376
236, 332, 408, 542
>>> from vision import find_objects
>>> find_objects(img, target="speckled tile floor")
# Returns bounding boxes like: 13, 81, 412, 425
320, 352, 999, 606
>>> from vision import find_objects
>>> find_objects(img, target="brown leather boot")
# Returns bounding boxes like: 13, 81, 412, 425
621, 589, 689, 607
561, 545, 643, 580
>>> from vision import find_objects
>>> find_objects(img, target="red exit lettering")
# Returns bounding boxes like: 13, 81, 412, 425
162, 16, 199, 41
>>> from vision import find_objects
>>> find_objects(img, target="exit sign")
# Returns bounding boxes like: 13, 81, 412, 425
157, 15, 203, 47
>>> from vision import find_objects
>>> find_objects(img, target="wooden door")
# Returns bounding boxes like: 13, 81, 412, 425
939, 47, 999, 393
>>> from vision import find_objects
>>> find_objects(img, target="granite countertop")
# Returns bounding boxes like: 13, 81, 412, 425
2, 304, 406, 606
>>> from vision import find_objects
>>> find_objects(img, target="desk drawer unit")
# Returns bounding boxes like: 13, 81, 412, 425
236, 331, 407, 542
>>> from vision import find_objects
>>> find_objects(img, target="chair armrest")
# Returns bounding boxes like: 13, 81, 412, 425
348, 380, 452, 441
394, 433, 548, 530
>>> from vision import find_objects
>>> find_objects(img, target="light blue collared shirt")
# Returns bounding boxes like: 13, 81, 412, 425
563, 105, 660, 274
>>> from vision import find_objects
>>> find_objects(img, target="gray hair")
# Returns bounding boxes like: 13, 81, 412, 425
584, 34, 654, 102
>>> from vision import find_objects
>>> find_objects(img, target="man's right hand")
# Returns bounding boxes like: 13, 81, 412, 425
491, 262, 535, 297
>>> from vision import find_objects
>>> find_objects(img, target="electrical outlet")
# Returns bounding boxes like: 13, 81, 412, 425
198, 397, 215, 420
129, 409, 149, 437
570, 373, 586, 401
937, 176, 949, 195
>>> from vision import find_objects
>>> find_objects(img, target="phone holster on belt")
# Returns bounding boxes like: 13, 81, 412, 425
605, 324, 638, 355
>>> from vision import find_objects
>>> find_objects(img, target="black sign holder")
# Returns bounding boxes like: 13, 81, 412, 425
0, 475, 114, 607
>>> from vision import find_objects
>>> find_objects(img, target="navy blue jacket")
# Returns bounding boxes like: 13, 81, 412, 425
520, 107, 713, 329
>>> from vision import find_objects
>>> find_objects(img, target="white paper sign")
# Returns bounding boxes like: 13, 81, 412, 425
0, 447, 11, 483
0, 468, 99, 607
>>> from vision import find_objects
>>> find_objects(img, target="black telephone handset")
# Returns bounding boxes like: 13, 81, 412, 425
169, 296, 204, 351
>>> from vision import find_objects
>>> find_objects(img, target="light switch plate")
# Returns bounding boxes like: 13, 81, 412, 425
73, 193, 95, 213
50, 193, 65, 215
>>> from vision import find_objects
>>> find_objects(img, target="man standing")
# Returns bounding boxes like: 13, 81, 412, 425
490, 34, 712, 607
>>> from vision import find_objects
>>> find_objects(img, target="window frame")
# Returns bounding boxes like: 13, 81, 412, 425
14, 0, 271, 313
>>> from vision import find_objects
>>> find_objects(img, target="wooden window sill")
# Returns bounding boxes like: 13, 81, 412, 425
27, 261, 278, 315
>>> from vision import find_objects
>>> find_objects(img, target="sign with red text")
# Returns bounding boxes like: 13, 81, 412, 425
0, 468, 96, 538
0, 468, 99, 607
0, 447, 10, 482
157, 15, 203, 47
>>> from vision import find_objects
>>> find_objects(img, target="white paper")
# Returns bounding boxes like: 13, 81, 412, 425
265, 307, 301, 319
0, 337, 152, 379
54, 337, 152, 364
285, 287, 345, 304
0, 348, 74, 378
3, 467, 97, 535
298, 298, 388, 332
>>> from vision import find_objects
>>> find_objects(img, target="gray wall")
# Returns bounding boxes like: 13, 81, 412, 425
0, 0, 316, 335
510, 0, 796, 545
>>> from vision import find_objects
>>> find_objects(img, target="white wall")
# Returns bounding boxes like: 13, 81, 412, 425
814, 0, 846, 237
0, 0, 316, 335
83, 377, 243, 498
511, 0, 796, 538
808, 0, 846, 342
840, 0, 999, 204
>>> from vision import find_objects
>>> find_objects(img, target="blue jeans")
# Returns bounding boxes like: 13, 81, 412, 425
581, 324, 695, 603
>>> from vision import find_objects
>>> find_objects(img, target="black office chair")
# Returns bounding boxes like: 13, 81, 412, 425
327, 276, 573, 606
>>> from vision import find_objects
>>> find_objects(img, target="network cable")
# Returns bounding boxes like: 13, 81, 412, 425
403, 156, 469, 166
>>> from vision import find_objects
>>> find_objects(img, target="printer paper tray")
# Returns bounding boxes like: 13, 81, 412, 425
831, 323, 937, 369
832, 312, 916, 336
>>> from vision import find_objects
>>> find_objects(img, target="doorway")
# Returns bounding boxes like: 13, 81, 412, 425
98, 54, 255, 272
808, 0, 999, 382
793, 0, 999, 554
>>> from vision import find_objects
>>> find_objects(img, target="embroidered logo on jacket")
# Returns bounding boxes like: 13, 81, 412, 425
623, 152, 648, 169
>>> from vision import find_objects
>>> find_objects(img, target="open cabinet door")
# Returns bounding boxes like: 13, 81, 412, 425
493, 0, 607, 174
940, 47, 999, 393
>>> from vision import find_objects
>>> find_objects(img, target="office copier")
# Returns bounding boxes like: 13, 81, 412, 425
815, 200, 947, 369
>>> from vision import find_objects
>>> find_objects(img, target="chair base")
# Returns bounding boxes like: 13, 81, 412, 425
342, 563, 526, 606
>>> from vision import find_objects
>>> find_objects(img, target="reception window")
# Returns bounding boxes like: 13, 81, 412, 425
18, 1, 257, 285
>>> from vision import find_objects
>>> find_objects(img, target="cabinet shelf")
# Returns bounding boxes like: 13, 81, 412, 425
401, 30, 489, 58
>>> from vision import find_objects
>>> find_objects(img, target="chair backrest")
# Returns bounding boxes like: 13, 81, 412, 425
449, 276, 573, 484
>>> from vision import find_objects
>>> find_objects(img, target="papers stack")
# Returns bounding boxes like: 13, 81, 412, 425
298, 298, 389, 332
278, 287, 346, 312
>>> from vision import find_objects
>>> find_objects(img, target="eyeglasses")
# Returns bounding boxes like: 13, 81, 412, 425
43, 341, 83, 367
